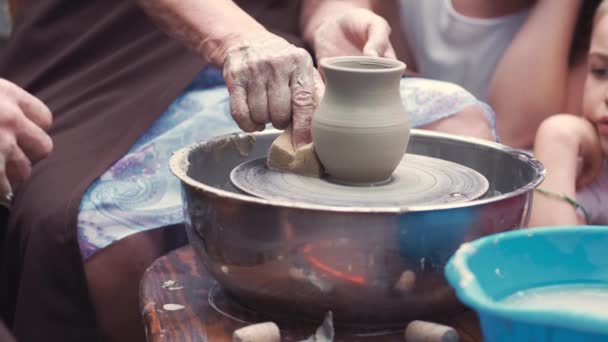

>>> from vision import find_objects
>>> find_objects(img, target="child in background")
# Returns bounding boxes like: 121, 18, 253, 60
376, 0, 598, 149
529, 1, 608, 226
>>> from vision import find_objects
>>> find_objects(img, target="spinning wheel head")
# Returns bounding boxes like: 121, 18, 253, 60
230, 154, 489, 208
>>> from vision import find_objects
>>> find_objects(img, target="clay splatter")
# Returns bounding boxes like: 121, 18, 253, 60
162, 280, 184, 291
163, 304, 185, 311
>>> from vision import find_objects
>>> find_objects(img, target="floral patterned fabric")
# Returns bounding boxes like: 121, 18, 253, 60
77, 68, 496, 260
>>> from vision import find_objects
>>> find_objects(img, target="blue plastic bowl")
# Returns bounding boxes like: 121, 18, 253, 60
445, 226, 608, 342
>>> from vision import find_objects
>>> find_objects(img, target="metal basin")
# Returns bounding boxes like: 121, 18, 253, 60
169, 129, 545, 326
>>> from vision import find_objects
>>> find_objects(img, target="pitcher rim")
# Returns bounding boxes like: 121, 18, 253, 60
320, 56, 406, 74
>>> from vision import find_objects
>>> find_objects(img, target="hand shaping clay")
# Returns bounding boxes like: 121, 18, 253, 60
267, 126, 324, 178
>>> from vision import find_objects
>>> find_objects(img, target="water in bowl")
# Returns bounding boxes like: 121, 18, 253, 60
501, 283, 608, 316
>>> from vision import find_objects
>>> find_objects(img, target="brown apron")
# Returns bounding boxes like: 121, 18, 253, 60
0, 1, 302, 340
0, 320, 16, 342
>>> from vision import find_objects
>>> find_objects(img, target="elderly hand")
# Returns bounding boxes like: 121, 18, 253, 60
220, 33, 324, 148
310, 8, 396, 63
0, 79, 53, 203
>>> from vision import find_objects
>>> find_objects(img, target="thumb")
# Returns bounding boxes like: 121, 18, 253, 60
362, 20, 392, 58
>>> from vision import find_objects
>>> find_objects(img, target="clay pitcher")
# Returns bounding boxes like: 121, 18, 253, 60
312, 56, 410, 185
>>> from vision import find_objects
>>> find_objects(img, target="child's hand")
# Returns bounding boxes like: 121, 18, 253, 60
530, 114, 600, 226
534, 114, 602, 188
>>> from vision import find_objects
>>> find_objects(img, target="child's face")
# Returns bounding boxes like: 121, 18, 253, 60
584, 15, 608, 157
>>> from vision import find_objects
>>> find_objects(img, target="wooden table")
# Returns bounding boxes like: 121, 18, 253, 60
140, 245, 482, 342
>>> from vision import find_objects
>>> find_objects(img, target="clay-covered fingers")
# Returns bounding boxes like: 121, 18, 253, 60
222, 36, 319, 143
247, 78, 270, 127
267, 67, 291, 129
243, 57, 271, 128
224, 56, 261, 133
224, 47, 272, 132
227, 84, 264, 132
290, 53, 316, 148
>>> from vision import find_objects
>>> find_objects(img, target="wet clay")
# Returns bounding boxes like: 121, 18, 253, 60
312, 56, 410, 184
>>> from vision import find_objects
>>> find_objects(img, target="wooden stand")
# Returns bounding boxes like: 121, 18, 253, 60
139, 246, 482, 342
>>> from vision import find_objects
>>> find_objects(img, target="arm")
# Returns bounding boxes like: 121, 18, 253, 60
529, 114, 602, 226
135, 0, 269, 67
487, 0, 583, 148
136, 0, 320, 147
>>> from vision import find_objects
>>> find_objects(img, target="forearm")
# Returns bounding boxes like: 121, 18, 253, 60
136, 0, 268, 66
529, 155, 580, 226
535, 139, 579, 199
528, 119, 580, 226
488, 0, 582, 148
301, 0, 371, 46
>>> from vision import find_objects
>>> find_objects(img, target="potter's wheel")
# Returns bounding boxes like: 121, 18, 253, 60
230, 154, 489, 207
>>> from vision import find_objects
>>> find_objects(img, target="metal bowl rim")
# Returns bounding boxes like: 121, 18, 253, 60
169, 129, 545, 214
